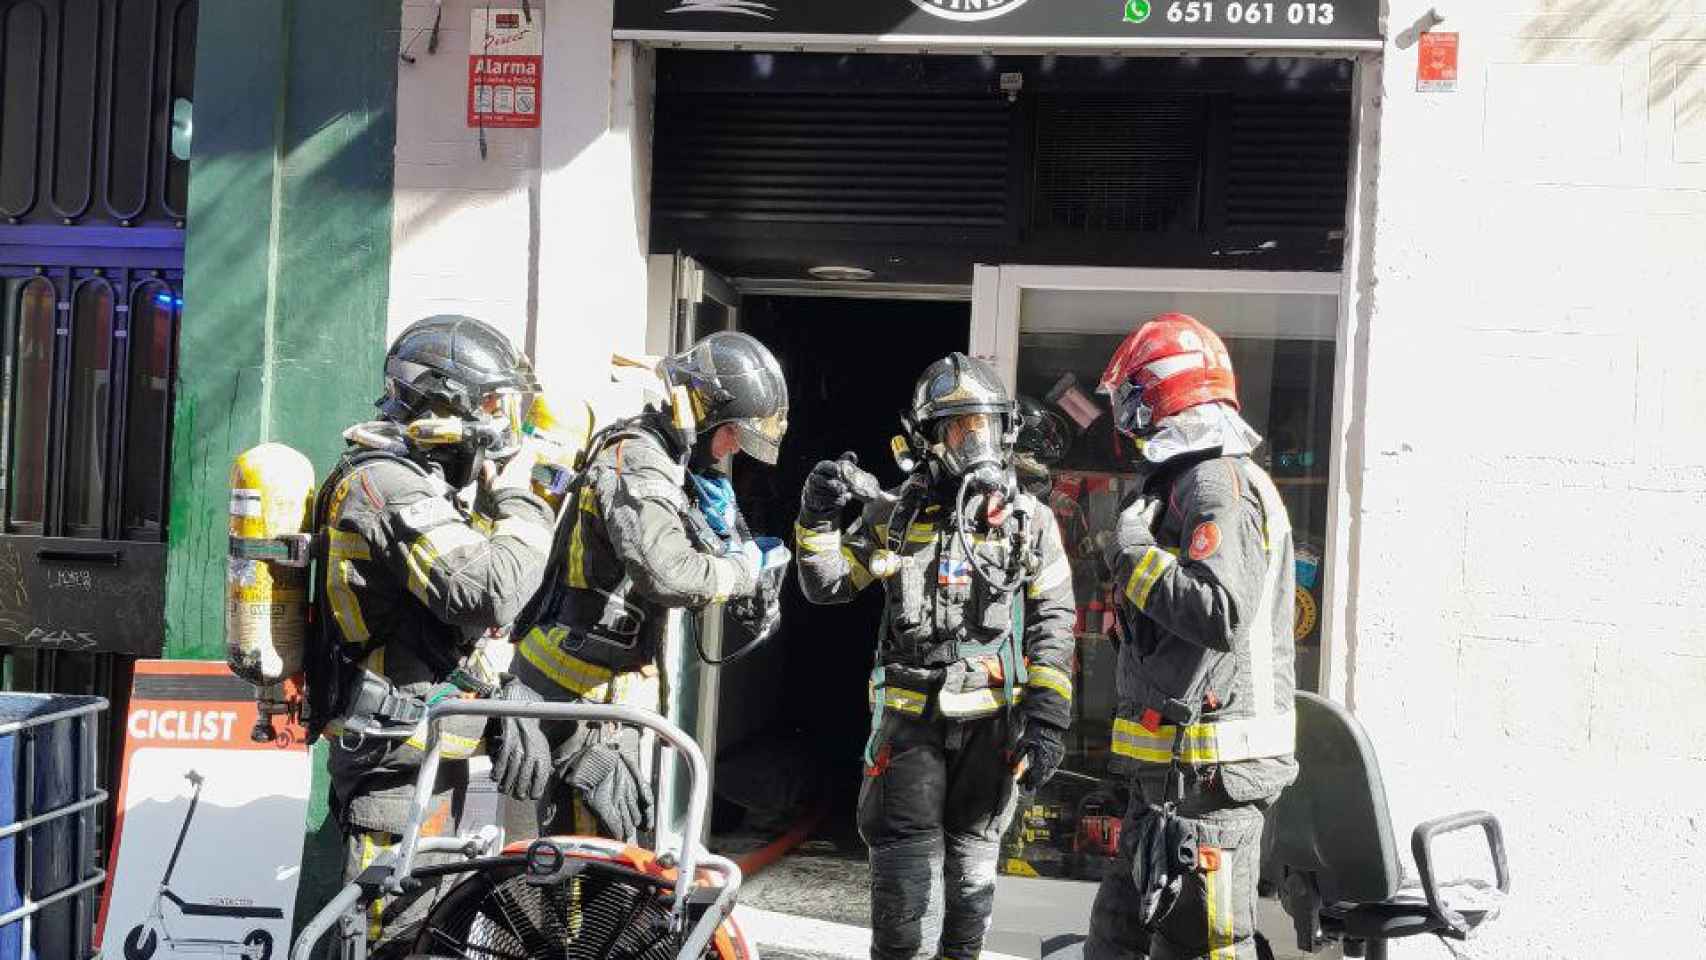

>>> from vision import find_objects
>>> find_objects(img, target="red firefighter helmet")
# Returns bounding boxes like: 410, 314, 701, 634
1098, 313, 1239, 435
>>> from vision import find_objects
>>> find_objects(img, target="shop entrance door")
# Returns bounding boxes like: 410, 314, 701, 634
651, 253, 741, 848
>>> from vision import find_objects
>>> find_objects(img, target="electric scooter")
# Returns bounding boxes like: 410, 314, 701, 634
123, 770, 286, 960
290, 700, 751, 960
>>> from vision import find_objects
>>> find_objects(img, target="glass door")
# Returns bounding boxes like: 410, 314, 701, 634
971, 265, 1341, 881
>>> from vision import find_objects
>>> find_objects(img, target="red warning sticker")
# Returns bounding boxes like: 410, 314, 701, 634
1187, 521, 1221, 561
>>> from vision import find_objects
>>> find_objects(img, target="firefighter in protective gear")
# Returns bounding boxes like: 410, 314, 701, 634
513, 330, 791, 842
796, 354, 1077, 960
314, 314, 556, 939
1085, 313, 1298, 960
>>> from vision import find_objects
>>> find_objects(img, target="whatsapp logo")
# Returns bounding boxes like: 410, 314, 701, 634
1123, 0, 1152, 23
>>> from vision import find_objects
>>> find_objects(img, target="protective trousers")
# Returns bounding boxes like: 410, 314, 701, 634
1086, 772, 1270, 960
341, 789, 462, 948
859, 710, 1018, 960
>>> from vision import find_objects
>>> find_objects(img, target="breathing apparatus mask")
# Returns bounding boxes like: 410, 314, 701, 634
399, 387, 529, 489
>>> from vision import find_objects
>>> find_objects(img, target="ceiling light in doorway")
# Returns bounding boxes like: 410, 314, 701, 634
809, 265, 875, 282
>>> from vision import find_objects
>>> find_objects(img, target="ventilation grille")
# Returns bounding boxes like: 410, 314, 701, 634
652, 93, 1013, 228
1222, 94, 1350, 232
1030, 94, 1207, 235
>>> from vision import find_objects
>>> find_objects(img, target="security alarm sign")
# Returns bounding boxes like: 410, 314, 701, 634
1417, 31, 1459, 92
468, 8, 542, 128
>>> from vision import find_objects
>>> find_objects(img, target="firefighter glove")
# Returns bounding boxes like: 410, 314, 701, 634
1103, 496, 1162, 570
557, 724, 654, 842
1014, 718, 1068, 793
801, 457, 854, 522
492, 676, 553, 801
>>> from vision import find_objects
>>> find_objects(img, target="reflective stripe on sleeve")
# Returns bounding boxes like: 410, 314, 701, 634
1123, 547, 1175, 610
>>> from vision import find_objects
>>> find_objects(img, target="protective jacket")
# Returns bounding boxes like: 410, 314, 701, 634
1106, 451, 1297, 801
318, 445, 553, 830
514, 414, 765, 702
795, 483, 1077, 737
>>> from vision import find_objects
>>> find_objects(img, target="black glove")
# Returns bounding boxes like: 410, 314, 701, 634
555, 723, 654, 841
800, 456, 854, 521
1014, 719, 1068, 793
492, 676, 553, 801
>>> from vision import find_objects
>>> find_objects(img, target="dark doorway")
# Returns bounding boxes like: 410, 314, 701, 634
714, 295, 969, 844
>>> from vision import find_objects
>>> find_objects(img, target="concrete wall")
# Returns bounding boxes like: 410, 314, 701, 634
390, 0, 653, 418
1344, 3, 1706, 956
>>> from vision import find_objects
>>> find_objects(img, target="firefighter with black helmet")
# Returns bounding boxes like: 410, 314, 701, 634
511, 330, 792, 842
796, 353, 1077, 960
310, 314, 557, 940
1085, 313, 1298, 960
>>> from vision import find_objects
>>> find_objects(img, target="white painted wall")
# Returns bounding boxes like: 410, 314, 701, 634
389, 0, 651, 419
1346, 4, 1706, 956
389, 0, 541, 350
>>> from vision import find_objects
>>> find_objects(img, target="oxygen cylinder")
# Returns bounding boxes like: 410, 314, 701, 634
523, 391, 595, 513
226, 443, 317, 685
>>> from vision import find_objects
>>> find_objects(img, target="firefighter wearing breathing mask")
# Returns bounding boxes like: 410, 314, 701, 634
510, 330, 791, 844
1086, 313, 1298, 960
796, 353, 1076, 960
311, 314, 556, 940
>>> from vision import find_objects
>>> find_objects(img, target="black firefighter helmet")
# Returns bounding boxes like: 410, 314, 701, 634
376, 314, 541, 485
906, 353, 1019, 478
659, 331, 789, 465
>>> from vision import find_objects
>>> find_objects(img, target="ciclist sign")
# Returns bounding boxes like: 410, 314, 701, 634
468, 8, 542, 129
615, 0, 1381, 46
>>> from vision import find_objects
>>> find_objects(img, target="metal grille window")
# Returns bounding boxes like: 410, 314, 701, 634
0, 269, 178, 543
9, 277, 54, 530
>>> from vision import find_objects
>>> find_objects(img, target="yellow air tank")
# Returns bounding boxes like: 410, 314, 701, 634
226, 443, 317, 686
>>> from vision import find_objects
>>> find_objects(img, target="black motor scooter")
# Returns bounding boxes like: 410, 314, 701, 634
123, 770, 285, 960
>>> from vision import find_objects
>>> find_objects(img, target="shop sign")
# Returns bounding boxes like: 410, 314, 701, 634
1416, 31, 1458, 92
616, 0, 1381, 46
469, 7, 542, 128
95, 661, 311, 960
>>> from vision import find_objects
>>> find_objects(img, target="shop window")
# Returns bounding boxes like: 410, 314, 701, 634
8, 279, 55, 531
63, 281, 114, 537
998, 277, 1336, 882
122, 284, 175, 539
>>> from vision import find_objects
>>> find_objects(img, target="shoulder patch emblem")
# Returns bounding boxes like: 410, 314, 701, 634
1187, 521, 1221, 561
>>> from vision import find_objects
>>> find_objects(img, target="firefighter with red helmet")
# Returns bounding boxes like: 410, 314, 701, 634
1085, 313, 1298, 960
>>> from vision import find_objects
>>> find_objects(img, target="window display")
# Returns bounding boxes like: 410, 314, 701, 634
998, 289, 1336, 880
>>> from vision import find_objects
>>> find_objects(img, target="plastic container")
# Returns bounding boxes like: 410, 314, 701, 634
0, 694, 107, 960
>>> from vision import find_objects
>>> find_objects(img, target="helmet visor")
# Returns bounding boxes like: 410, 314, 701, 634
1109, 379, 1154, 437
477, 388, 527, 458
937, 412, 1003, 474
735, 410, 788, 465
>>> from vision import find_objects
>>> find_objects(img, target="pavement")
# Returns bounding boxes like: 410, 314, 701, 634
723, 842, 1341, 960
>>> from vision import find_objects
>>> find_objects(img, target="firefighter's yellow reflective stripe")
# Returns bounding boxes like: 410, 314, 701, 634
844, 547, 874, 590
326, 529, 372, 645
1123, 547, 1174, 610
494, 516, 553, 555
519, 626, 616, 696
869, 684, 927, 716
1110, 711, 1296, 764
402, 522, 487, 604
1206, 845, 1235, 960
565, 486, 598, 589
470, 512, 496, 536
937, 684, 1023, 718
1027, 553, 1072, 598
794, 522, 840, 555
874, 521, 937, 544
359, 831, 393, 941
405, 727, 482, 760
1026, 664, 1074, 703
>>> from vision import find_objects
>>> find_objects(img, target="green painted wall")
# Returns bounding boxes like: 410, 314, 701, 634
167, 0, 398, 656
168, 0, 401, 933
